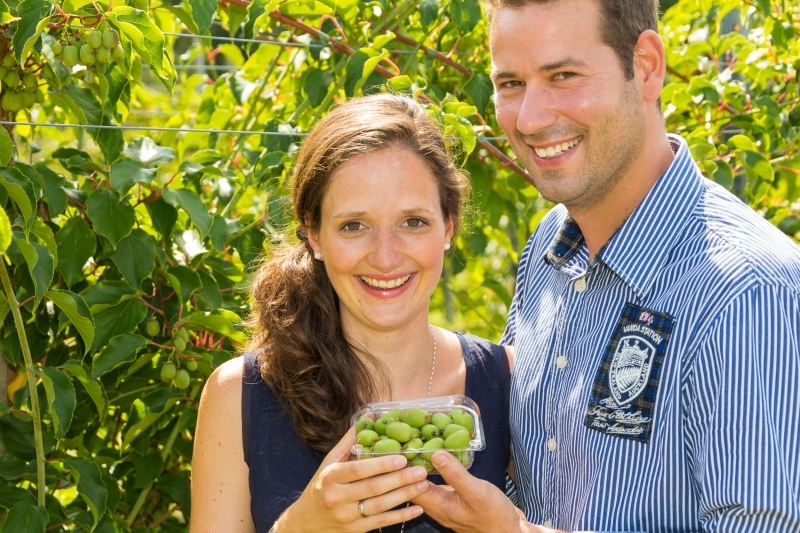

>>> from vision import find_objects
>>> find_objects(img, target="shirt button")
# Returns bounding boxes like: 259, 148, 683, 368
547, 438, 557, 452
543, 520, 553, 528
574, 278, 587, 293
556, 356, 568, 369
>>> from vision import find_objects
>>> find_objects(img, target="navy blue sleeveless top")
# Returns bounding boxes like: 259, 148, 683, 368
242, 333, 511, 533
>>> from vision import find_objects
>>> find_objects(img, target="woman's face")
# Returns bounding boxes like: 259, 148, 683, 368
308, 146, 454, 334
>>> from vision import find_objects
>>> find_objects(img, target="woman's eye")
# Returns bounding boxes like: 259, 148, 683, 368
403, 217, 427, 228
342, 222, 363, 232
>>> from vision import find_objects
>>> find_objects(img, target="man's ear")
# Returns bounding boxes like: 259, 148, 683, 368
633, 29, 666, 104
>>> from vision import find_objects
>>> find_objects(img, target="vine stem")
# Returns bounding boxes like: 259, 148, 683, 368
0, 257, 46, 506
125, 383, 201, 526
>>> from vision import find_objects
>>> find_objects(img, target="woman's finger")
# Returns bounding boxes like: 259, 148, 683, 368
357, 502, 425, 531
341, 464, 429, 502
358, 479, 430, 518
327, 453, 409, 484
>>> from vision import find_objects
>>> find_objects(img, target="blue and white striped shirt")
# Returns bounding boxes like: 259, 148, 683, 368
502, 134, 800, 532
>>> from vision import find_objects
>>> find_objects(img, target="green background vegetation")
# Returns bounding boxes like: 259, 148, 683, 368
0, 0, 798, 530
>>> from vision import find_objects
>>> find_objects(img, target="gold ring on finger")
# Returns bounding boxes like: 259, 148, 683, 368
358, 499, 368, 518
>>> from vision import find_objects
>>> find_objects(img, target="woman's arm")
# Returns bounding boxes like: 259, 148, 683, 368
191, 357, 255, 533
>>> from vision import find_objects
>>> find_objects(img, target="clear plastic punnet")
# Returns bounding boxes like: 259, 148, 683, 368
350, 394, 485, 475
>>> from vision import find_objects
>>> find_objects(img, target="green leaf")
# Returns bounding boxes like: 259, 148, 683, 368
109, 158, 157, 195
448, 0, 481, 34
162, 188, 213, 236
0, 480, 37, 509
303, 68, 335, 107
86, 189, 135, 247
96, 121, 124, 166
186, 309, 245, 343
103, 64, 130, 116
443, 113, 477, 155
0, 402, 8, 419
55, 217, 96, 287
61, 85, 104, 127
187, 0, 218, 34
145, 197, 178, 239
0, 206, 10, 253
61, 360, 107, 424
64, 457, 108, 529
124, 137, 175, 167
166, 265, 202, 304
110, 229, 156, 290
463, 73, 493, 116
36, 165, 68, 217
132, 453, 163, 488
91, 298, 147, 352
158, 473, 191, 516
13, 232, 54, 311
0, 167, 36, 234
92, 333, 147, 378
344, 48, 383, 98
0, 290, 9, 325
0, 127, 11, 166
81, 281, 138, 309
33, 366, 75, 440
108, 7, 176, 92
420, 0, 440, 29
121, 387, 182, 449
0, 502, 48, 533
46, 290, 95, 354
12, 0, 51, 64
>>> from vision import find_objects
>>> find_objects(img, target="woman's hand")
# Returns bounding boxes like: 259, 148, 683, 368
277, 430, 430, 533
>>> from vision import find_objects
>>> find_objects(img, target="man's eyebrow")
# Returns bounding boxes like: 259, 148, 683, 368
491, 57, 590, 82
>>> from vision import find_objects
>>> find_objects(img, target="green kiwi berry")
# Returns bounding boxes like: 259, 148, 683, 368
161, 362, 177, 381
62, 45, 79, 67
146, 319, 160, 337
23, 73, 37, 91
95, 46, 110, 64
374, 416, 396, 436
355, 417, 374, 432
430, 412, 452, 430
420, 424, 440, 441
448, 409, 474, 431
34, 88, 44, 104
385, 421, 417, 444
3, 71, 19, 89
443, 429, 471, 450
177, 327, 190, 342
356, 429, 380, 447
111, 44, 124, 61
373, 439, 402, 454
173, 336, 187, 353
2, 54, 16, 68
186, 359, 198, 371
87, 30, 103, 49
174, 369, 190, 389
21, 90, 34, 108
402, 437, 424, 460
399, 408, 428, 429
443, 423, 469, 440
0, 66, 8, 80
103, 29, 120, 49
420, 437, 444, 461
51, 41, 63, 56
79, 44, 96, 66
385, 408, 403, 420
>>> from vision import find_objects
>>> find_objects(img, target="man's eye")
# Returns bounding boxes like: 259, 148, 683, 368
498, 80, 524, 89
553, 72, 577, 81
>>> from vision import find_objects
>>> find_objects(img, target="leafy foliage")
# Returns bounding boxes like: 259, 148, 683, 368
0, 0, 798, 531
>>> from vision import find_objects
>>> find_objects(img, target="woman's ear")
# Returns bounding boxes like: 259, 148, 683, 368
444, 216, 455, 247
633, 29, 666, 105
304, 216, 321, 256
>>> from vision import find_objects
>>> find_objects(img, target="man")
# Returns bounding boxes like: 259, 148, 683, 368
414, 0, 800, 531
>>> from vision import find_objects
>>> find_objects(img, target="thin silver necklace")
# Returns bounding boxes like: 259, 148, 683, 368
380, 325, 436, 533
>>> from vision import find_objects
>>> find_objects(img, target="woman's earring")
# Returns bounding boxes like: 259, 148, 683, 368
314, 252, 323, 261
444, 242, 451, 251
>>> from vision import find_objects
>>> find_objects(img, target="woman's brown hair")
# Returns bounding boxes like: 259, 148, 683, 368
247, 93, 470, 453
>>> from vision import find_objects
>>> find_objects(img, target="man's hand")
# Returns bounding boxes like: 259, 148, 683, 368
411, 452, 563, 533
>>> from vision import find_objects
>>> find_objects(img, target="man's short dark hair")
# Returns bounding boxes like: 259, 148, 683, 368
482, 0, 660, 80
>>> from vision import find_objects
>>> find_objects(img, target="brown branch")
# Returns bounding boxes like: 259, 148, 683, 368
392, 32, 472, 76
477, 136, 535, 186
666, 65, 689, 83
147, 504, 179, 529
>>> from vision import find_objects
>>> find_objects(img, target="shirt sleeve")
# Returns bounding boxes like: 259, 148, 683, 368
685, 283, 800, 532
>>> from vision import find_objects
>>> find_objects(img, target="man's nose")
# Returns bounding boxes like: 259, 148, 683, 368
368, 227, 403, 272
516, 85, 559, 136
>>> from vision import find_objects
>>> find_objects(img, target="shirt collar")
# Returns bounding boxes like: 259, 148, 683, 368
544, 134, 704, 300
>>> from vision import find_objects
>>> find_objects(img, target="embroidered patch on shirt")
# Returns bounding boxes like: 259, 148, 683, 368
584, 303, 676, 443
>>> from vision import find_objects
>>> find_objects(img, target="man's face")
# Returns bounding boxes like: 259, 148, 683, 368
490, 0, 647, 212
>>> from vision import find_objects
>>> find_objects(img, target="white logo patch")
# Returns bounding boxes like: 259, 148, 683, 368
609, 336, 656, 406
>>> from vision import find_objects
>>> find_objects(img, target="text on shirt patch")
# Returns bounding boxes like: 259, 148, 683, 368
584, 303, 676, 443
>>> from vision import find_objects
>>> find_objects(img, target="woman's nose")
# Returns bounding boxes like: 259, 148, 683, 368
368, 227, 404, 271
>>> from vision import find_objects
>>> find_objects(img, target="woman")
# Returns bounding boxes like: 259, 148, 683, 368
191, 93, 512, 533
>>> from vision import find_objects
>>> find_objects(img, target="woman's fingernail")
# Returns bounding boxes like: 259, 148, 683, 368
393, 456, 406, 467
413, 467, 427, 479
416, 481, 428, 491
432, 452, 448, 466
411, 506, 424, 516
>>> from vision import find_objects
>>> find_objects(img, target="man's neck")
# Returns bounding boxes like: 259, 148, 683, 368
571, 134, 676, 262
